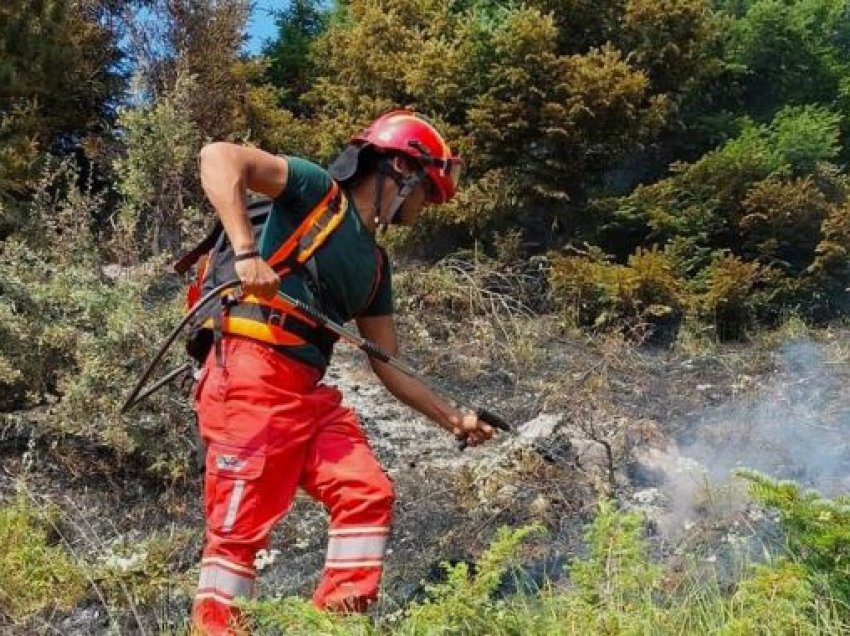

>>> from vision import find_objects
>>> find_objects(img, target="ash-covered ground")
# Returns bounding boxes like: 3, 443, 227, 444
3, 320, 850, 633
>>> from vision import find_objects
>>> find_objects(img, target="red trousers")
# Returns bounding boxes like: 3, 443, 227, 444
191, 336, 395, 635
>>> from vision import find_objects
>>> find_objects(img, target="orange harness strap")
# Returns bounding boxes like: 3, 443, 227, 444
267, 182, 346, 271
221, 182, 345, 348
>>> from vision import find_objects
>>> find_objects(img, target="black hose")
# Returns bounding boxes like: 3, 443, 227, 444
120, 279, 240, 413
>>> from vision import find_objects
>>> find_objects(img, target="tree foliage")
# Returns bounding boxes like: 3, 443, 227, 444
0, 0, 123, 198
262, 0, 329, 113
3, 0, 850, 433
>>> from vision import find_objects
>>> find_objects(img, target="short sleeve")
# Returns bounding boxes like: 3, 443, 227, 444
359, 248, 394, 317
275, 156, 333, 219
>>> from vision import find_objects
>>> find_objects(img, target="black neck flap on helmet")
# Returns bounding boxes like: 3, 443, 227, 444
328, 144, 426, 230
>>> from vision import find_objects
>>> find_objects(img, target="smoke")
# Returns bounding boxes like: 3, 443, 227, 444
634, 339, 850, 536
681, 339, 850, 493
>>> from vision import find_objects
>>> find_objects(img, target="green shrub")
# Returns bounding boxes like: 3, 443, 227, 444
0, 240, 74, 409
0, 159, 103, 410
770, 106, 843, 176
595, 105, 848, 336
609, 105, 842, 253
725, 1, 848, 120
738, 470, 850, 609
47, 268, 194, 480
620, 0, 723, 94
554, 498, 665, 634
0, 496, 87, 622
1, 159, 197, 481
721, 560, 818, 636
698, 254, 780, 340
236, 489, 850, 635
547, 248, 613, 328
401, 525, 541, 634
549, 246, 685, 341
112, 74, 202, 262
804, 199, 850, 320
244, 596, 372, 635
739, 177, 830, 274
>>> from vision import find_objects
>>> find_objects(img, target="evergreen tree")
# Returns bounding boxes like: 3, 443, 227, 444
262, 0, 330, 113
0, 0, 123, 200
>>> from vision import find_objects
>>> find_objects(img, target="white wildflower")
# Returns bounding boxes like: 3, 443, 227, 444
104, 550, 147, 572
254, 548, 280, 571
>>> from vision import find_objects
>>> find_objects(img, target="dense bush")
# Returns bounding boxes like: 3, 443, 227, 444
548, 245, 686, 341
111, 75, 201, 261
1, 161, 196, 480
586, 106, 850, 339
697, 254, 781, 340
740, 470, 850, 610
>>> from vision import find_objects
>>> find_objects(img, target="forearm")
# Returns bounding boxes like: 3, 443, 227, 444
198, 143, 255, 253
374, 361, 458, 432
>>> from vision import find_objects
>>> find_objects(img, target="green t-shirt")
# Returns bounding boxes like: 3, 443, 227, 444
257, 157, 393, 372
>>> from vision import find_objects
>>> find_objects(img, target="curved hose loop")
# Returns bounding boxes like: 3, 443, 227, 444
120, 279, 241, 414
121, 279, 515, 453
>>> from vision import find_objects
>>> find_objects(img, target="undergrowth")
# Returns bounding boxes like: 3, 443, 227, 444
243, 478, 850, 635
0, 494, 86, 622
3, 472, 848, 633
0, 485, 197, 632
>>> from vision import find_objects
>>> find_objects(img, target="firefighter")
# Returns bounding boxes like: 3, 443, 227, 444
191, 111, 496, 634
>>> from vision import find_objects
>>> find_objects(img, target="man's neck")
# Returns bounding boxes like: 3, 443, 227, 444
349, 175, 393, 234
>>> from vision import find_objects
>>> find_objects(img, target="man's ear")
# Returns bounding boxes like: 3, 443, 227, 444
390, 154, 411, 176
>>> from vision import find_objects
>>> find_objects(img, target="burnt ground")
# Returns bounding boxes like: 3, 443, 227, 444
2, 315, 850, 634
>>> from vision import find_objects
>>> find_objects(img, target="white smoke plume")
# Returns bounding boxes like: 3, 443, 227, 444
634, 339, 850, 536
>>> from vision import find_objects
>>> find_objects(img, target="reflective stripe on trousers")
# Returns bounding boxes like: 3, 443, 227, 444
325, 526, 389, 569
195, 556, 255, 607
222, 480, 246, 532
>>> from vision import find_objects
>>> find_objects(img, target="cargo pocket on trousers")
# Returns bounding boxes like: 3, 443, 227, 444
205, 443, 266, 534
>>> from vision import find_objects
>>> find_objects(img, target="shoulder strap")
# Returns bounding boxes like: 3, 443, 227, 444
266, 181, 344, 272
362, 245, 388, 312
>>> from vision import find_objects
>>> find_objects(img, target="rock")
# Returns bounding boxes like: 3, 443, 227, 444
59, 606, 107, 634
518, 413, 562, 440
633, 487, 666, 506
529, 494, 551, 518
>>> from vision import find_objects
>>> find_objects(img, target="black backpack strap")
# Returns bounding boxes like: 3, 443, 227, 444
303, 256, 321, 295
173, 226, 219, 275
173, 198, 274, 275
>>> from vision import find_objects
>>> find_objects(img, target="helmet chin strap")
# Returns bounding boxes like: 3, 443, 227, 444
373, 158, 426, 232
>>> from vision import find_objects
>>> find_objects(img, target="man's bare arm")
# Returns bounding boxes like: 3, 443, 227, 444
198, 143, 287, 298
198, 143, 288, 250
355, 314, 495, 446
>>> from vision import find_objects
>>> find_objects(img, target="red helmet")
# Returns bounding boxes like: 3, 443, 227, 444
351, 110, 463, 204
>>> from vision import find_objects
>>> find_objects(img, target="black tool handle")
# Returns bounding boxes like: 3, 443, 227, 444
457, 407, 512, 451
477, 407, 512, 433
